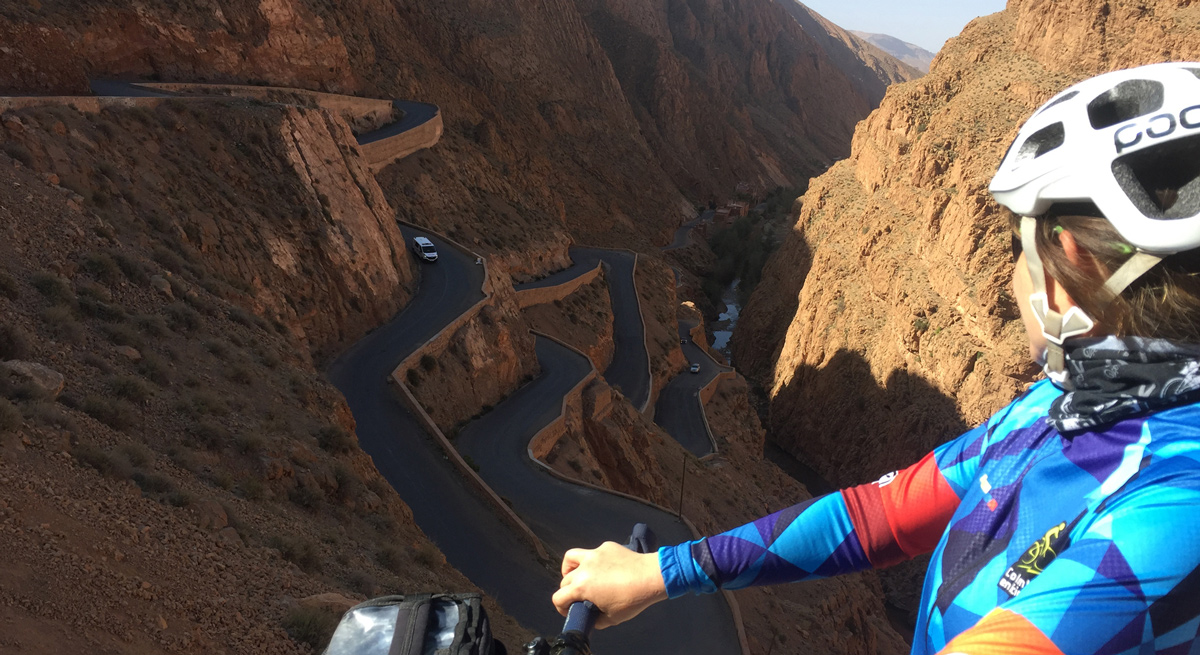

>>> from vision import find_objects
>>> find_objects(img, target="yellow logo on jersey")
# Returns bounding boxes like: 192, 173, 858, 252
1015, 522, 1067, 576
999, 521, 1069, 598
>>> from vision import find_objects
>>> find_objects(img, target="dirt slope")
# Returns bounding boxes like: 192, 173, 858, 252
0, 101, 527, 653
1, 0, 911, 274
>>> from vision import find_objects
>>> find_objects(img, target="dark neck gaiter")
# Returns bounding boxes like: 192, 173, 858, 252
1049, 336, 1200, 433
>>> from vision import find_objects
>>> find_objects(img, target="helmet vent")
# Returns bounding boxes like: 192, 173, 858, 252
1036, 90, 1080, 116
1088, 79, 1165, 129
1111, 133, 1200, 219
1016, 122, 1065, 162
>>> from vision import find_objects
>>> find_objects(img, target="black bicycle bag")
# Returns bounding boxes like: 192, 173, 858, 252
323, 592, 506, 655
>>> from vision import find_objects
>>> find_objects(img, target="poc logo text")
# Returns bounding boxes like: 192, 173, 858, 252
1114, 105, 1200, 153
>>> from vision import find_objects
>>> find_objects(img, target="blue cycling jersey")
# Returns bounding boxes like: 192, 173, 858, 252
659, 378, 1200, 654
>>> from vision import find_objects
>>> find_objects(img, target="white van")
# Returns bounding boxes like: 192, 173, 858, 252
411, 236, 439, 262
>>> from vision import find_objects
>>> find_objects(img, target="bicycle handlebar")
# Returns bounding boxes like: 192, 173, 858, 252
525, 523, 658, 655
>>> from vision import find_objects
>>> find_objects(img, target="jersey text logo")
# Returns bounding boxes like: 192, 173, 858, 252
998, 521, 1068, 597
873, 471, 898, 487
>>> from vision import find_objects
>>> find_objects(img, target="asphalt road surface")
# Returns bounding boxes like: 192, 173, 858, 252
89, 80, 181, 98
662, 210, 714, 251
516, 248, 649, 410
456, 337, 740, 654
357, 100, 439, 145
89, 81, 437, 148
653, 321, 732, 457
327, 227, 567, 634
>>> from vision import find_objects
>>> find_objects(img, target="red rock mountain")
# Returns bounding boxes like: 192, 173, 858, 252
736, 0, 1200, 486
0, 0, 922, 649
0, 0, 915, 272
851, 32, 936, 74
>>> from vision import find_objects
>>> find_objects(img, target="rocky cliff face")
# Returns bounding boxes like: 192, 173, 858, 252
1, 100, 414, 363
777, 4, 924, 101
734, 0, 1200, 496
0, 103, 527, 651
571, 0, 921, 200
1, 0, 911, 273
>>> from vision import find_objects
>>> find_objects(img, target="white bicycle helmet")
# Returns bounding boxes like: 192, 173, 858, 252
989, 62, 1200, 385
991, 62, 1200, 254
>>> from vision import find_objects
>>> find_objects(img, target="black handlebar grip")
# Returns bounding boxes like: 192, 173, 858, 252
561, 523, 657, 641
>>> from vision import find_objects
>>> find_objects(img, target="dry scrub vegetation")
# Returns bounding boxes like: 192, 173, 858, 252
632, 256, 688, 398
521, 273, 616, 371
0, 101, 524, 653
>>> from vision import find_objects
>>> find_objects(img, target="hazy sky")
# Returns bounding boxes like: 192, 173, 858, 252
799, 0, 1008, 53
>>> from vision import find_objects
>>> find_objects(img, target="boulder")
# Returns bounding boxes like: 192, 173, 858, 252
298, 592, 357, 616
150, 275, 174, 300
114, 346, 142, 361
193, 499, 228, 532
0, 361, 65, 400
217, 527, 243, 546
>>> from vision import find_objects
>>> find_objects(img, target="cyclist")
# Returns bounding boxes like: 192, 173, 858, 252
552, 62, 1200, 653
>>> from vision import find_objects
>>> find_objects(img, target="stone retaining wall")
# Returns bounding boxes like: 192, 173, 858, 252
361, 113, 443, 171
394, 298, 487, 380
137, 82, 395, 133
0, 96, 164, 113
526, 331, 597, 461
699, 371, 738, 407
513, 263, 602, 309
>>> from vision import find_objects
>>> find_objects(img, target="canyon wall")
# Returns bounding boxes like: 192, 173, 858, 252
402, 282, 540, 436
570, 0, 921, 201
1, 0, 911, 279
0, 101, 527, 651
736, 0, 1200, 484
1, 99, 414, 362
776, 3, 923, 103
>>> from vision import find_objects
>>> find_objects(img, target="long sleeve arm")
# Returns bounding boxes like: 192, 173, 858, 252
660, 425, 987, 598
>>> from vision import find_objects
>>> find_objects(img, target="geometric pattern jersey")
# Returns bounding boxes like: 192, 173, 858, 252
658, 379, 1200, 654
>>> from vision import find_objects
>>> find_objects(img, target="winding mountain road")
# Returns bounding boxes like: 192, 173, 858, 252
357, 100, 439, 144
332, 235, 738, 652
657, 211, 737, 458
89, 81, 439, 148
327, 227, 568, 633
80, 80, 738, 651
653, 321, 732, 457
517, 248, 650, 411
455, 337, 738, 653
662, 210, 714, 251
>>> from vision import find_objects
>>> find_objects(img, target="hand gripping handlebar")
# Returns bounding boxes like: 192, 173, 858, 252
524, 524, 658, 655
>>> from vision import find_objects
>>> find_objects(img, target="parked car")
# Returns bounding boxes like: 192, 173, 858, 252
689, 362, 701, 374
411, 236, 438, 262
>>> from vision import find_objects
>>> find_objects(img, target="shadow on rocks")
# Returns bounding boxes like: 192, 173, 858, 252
767, 348, 970, 627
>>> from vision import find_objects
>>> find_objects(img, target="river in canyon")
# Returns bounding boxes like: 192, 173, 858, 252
710, 278, 740, 357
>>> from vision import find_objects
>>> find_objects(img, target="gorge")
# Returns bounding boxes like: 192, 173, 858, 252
1, 0, 1196, 653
